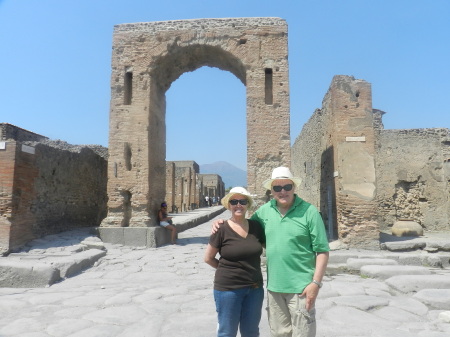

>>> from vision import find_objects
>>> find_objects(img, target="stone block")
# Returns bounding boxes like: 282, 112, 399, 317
147, 227, 172, 248
413, 289, 450, 310
346, 258, 398, 271
438, 311, 450, 323
98, 227, 125, 245
392, 220, 423, 237
360, 265, 431, 280
0, 259, 60, 287
385, 274, 450, 293
53, 249, 107, 278
124, 227, 149, 247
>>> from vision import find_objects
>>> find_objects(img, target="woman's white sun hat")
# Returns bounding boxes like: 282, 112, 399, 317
262, 166, 302, 190
221, 186, 254, 210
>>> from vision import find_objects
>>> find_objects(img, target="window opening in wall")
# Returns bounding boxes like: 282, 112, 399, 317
265, 68, 273, 105
124, 142, 132, 171
120, 190, 132, 227
124, 71, 133, 105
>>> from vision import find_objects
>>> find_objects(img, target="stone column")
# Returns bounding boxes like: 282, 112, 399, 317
329, 75, 379, 248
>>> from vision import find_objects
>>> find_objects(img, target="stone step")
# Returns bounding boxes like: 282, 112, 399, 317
346, 258, 398, 271
0, 249, 106, 287
385, 274, 450, 293
360, 265, 432, 280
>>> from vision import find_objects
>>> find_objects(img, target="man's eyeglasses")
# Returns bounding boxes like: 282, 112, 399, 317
229, 199, 248, 206
272, 184, 293, 192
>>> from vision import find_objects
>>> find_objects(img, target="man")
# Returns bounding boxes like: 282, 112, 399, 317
213, 167, 329, 337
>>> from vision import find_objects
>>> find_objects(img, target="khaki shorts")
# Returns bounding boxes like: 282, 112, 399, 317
267, 290, 316, 337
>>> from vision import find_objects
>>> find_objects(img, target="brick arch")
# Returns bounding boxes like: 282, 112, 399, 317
101, 18, 291, 228
151, 44, 247, 91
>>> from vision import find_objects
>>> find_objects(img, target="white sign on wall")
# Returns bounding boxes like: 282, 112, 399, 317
21, 145, 35, 154
346, 136, 366, 142
0, 142, 6, 150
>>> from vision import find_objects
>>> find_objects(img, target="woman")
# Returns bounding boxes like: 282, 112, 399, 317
158, 201, 177, 244
204, 187, 265, 337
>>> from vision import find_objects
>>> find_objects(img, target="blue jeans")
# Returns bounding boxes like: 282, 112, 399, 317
214, 286, 264, 337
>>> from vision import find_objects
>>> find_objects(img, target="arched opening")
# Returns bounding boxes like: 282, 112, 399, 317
166, 66, 247, 173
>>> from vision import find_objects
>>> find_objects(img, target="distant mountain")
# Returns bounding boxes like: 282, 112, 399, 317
200, 161, 247, 189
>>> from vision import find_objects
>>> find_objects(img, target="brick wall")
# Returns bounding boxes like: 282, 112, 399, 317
0, 123, 47, 142
0, 139, 107, 254
0, 141, 17, 253
376, 128, 450, 231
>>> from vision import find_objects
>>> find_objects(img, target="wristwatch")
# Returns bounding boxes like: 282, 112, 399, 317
311, 279, 323, 288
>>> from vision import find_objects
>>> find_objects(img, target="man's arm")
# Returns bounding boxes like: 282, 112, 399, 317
312, 251, 329, 284
301, 251, 329, 311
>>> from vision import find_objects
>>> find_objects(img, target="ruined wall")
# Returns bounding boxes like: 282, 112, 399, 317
292, 76, 379, 248
199, 174, 225, 202
0, 142, 21, 253
165, 162, 176, 211
164, 161, 224, 212
293, 76, 450, 247
102, 18, 290, 228
376, 128, 450, 231
0, 123, 48, 142
164, 161, 199, 212
292, 105, 336, 239
174, 166, 191, 212
0, 138, 107, 254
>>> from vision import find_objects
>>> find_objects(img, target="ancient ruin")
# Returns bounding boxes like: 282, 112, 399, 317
165, 160, 225, 212
0, 124, 107, 254
1, 19, 449, 253
100, 17, 291, 229
292, 75, 450, 248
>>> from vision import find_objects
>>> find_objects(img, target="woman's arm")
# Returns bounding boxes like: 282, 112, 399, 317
204, 244, 219, 269
157, 210, 163, 222
158, 210, 172, 222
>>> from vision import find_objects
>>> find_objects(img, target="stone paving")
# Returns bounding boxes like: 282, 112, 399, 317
1, 208, 450, 336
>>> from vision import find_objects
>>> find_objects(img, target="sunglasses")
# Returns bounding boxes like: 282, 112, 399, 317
229, 199, 248, 206
272, 184, 293, 192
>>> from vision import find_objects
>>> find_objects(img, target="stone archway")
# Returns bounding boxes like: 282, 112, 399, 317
101, 18, 291, 227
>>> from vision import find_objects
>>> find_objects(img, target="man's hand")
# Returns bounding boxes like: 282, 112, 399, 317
300, 283, 320, 311
211, 219, 225, 234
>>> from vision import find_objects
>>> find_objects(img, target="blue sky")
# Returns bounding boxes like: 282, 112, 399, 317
1, 0, 449, 171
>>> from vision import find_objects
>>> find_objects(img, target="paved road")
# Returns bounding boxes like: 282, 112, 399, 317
1, 210, 450, 337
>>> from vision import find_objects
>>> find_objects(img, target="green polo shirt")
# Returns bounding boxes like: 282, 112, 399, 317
251, 195, 329, 293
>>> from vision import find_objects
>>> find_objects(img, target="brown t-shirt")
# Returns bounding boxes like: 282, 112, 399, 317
209, 219, 265, 291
